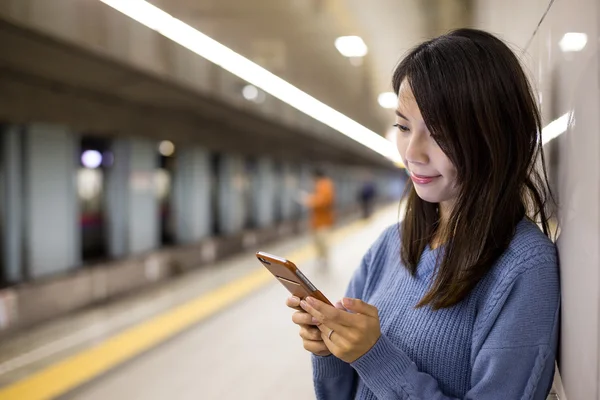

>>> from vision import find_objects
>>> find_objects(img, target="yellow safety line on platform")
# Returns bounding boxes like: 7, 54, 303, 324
0, 206, 395, 400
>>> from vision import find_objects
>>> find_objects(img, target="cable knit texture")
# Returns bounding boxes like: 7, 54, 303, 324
312, 219, 560, 399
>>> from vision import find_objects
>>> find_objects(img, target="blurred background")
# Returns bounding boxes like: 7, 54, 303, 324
0, 0, 597, 399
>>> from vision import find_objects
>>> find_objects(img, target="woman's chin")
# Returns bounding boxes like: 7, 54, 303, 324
414, 189, 442, 204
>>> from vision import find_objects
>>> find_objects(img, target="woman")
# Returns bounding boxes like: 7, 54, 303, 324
286, 28, 560, 399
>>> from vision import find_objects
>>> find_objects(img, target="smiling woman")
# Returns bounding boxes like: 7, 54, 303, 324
287, 28, 560, 400
393, 28, 554, 308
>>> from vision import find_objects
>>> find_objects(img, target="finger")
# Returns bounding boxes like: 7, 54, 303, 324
292, 311, 318, 326
297, 304, 348, 352
302, 339, 331, 357
299, 325, 323, 341
300, 299, 346, 333
286, 296, 302, 311
335, 300, 356, 314
320, 325, 346, 355
301, 301, 351, 343
334, 301, 348, 311
342, 298, 378, 318
303, 297, 354, 327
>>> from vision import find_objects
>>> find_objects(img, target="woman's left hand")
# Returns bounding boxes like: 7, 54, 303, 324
300, 296, 381, 363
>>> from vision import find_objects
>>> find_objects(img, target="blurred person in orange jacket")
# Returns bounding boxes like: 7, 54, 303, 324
302, 168, 335, 269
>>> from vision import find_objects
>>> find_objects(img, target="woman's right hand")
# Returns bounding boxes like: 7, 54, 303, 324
287, 296, 346, 357
287, 296, 331, 356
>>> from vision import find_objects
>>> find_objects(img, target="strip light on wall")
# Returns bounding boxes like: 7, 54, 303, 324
542, 112, 571, 145
98, 0, 401, 163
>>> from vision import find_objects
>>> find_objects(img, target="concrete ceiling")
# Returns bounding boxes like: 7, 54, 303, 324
0, 17, 389, 167
343, 0, 472, 99
0, 0, 472, 167
149, 0, 472, 132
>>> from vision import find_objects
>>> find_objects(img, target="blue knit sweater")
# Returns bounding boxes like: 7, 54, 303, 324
312, 219, 560, 399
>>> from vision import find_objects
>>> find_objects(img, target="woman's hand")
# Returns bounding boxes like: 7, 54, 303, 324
287, 296, 331, 357
299, 296, 381, 363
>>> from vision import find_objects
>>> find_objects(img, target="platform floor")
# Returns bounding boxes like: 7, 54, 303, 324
0, 205, 400, 400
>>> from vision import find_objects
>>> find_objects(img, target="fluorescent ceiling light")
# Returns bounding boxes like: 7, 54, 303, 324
378, 92, 397, 109
334, 36, 368, 58
385, 127, 397, 149
98, 0, 398, 163
542, 112, 571, 145
559, 32, 587, 52
385, 127, 404, 168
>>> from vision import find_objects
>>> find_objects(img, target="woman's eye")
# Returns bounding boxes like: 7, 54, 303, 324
393, 123, 410, 133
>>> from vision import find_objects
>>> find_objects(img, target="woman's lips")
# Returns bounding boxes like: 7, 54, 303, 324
410, 173, 441, 185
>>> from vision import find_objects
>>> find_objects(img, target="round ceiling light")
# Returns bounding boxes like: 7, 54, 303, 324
335, 36, 368, 58
378, 92, 397, 109
159, 140, 175, 157
81, 150, 103, 169
242, 85, 259, 101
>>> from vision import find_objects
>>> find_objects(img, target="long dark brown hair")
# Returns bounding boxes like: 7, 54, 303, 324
394, 29, 554, 309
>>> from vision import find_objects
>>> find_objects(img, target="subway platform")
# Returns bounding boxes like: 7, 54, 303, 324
0, 205, 400, 400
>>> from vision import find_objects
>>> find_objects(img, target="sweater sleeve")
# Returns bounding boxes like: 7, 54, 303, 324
311, 245, 374, 399
349, 253, 560, 400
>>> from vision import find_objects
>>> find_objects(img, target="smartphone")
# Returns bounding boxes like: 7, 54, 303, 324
256, 251, 332, 306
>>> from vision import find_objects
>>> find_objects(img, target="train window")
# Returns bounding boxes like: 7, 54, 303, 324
290, 166, 301, 220
158, 150, 175, 246
243, 158, 256, 230
79, 136, 110, 263
210, 153, 221, 236
0, 125, 5, 286
272, 162, 283, 223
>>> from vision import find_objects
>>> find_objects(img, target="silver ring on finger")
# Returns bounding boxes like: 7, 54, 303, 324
327, 329, 334, 340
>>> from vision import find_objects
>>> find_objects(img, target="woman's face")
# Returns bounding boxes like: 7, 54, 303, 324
395, 80, 459, 207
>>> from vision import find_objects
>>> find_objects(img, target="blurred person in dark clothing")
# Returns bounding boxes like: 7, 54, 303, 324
358, 180, 377, 219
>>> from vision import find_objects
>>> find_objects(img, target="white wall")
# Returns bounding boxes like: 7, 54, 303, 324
474, 1, 600, 398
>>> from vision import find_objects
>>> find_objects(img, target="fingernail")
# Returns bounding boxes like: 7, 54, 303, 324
290, 296, 300, 304
311, 317, 319, 324
300, 300, 308, 308
343, 298, 354, 307
306, 296, 315, 305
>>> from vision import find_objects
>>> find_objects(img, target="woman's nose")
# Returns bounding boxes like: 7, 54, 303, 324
405, 135, 429, 166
